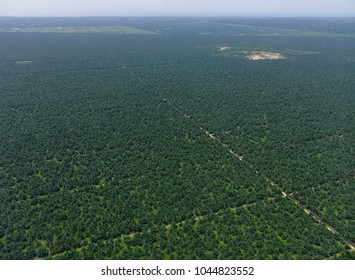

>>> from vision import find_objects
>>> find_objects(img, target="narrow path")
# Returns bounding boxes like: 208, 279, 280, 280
118, 62, 355, 252
88, 27, 100, 33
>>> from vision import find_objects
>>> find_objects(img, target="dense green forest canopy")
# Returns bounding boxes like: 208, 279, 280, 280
0, 17, 354, 259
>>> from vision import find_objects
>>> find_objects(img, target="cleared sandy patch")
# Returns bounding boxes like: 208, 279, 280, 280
218, 46, 231, 52
247, 52, 286, 60
16, 60, 32, 65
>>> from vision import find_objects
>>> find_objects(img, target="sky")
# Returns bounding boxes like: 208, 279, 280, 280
1, 0, 354, 17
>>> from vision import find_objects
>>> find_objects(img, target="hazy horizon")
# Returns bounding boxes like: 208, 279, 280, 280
1, 15, 355, 18
1, 0, 355, 17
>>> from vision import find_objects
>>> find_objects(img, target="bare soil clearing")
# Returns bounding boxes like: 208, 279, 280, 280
218, 46, 231, 51
247, 52, 286, 60
16, 60, 32, 65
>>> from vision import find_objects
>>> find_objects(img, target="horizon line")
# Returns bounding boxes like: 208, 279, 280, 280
1, 15, 355, 18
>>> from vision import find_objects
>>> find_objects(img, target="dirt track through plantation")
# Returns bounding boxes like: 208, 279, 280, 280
120, 62, 355, 251
116, 61, 355, 253
46, 61, 355, 258
49, 195, 277, 258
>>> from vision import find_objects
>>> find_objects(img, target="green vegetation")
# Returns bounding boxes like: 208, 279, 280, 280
48, 198, 345, 259
0, 17, 354, 259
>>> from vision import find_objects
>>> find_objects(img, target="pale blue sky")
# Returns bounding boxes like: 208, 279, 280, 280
1, 0, 354, 17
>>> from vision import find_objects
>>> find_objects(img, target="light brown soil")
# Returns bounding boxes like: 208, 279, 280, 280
16, 60, 32, 65
247, 52, 286, 60
218, 46, 231, 52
